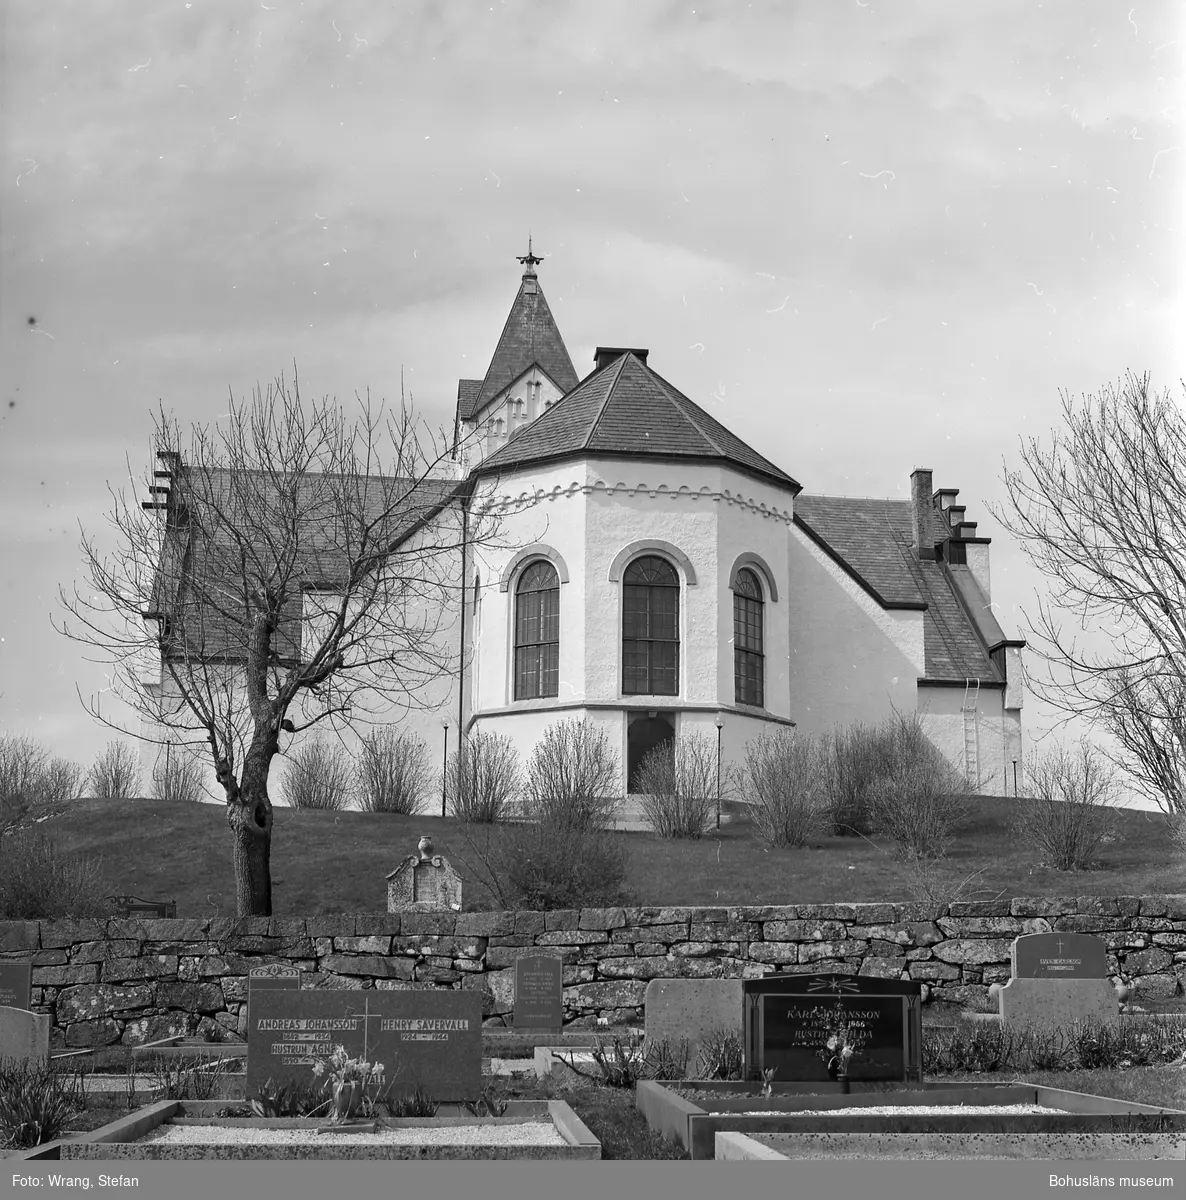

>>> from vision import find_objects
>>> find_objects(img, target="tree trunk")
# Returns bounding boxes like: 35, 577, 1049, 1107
222, 742, 275, 917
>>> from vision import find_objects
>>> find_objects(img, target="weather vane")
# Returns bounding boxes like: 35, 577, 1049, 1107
516, 234, 542, 272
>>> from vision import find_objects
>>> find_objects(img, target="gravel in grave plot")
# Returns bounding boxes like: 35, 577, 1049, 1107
720, 1104, 1070, 1117
137, 1121, 566, 1147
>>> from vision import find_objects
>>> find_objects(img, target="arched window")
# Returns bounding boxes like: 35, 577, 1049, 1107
622, 555, 679, 695
514, 561, 559, 699
733, 567, 764, 706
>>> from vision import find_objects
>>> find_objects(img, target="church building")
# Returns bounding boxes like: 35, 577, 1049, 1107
143, 246, 1025, 802
453, 247, 1024, 795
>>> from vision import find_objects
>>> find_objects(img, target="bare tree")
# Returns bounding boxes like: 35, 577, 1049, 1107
57, 372, 496, 915
996, 373, 1186, 814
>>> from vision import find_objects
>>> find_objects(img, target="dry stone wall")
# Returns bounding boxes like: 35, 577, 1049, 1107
2, 896, 1183, 1049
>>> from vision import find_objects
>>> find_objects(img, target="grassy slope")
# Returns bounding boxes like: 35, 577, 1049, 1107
16, 794, 1182, 917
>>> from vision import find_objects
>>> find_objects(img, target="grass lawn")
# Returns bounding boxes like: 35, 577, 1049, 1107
12, 795, 1181, 917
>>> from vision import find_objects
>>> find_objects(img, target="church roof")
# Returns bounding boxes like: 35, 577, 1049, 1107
474, 351, 801, 492
459, 267, 579, 421
793, 494, 1004, 684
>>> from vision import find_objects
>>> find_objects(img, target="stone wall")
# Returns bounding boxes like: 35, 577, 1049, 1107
3, 897, 1183, 1049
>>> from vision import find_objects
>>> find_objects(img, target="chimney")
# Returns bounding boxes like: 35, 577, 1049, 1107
593, 346, 649, 372
911, 468, 936, 560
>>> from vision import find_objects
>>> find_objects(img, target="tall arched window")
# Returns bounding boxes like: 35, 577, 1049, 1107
623, 555, 679, 695
514, 561, 559, 699
733, 567, 764, 706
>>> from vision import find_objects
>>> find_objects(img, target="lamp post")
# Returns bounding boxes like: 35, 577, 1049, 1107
1012, 759, 1018, 799
715, 715, 725, 830
441, 720, 450, 818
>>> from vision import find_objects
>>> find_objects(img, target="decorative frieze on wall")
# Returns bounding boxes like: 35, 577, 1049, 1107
3, 897, 1181, 1048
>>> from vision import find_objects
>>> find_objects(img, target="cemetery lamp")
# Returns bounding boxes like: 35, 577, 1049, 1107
715, 715, 725, 830
442, 720, 450, 817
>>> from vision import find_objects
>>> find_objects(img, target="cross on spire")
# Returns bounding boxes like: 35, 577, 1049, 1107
516, 234, 543, 277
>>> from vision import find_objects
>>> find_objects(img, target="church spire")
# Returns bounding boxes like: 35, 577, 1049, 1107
516, 234, 543, 280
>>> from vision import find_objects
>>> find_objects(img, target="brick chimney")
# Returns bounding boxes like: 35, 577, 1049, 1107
911, 468, 936, 560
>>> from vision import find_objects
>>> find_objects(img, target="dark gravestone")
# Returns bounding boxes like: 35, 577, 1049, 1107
248, 964, 301, 1005
0, 962, 32, 1011
247, 989, 482, 1101
742, 974, 923, 1083
514, 953, 564, 1031
106, 895, 177, 919
1012, 932, 1108, 979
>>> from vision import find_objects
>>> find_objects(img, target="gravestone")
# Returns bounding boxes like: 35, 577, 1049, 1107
514, 953, 564, 1031
247, 988, 482, 1101
105, 895, 178, 918
644, 978, 743, 1074
998, 932, 1117, 1028
742, 974, 923, 1083
0, 962, 33, 1011
0, 1004, 50, 1068
248, 964, 301, 1000
386, 835, 462, 913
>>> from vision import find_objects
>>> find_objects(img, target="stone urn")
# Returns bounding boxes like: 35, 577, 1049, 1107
332, 1079, 362, 1122
1114, 977, 1133, 1011
417, 835, 434, 860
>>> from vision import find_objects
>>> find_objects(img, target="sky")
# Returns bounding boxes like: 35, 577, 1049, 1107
1, 0, 1182, 805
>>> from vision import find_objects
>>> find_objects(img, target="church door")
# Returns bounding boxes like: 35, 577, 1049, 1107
627, 713, 675, 792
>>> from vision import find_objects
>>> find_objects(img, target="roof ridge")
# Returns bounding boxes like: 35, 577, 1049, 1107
585, 354, 634, 447
646, 372, 727, 455
475, 279, 527, 408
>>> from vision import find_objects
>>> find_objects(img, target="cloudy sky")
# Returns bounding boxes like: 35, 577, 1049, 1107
1, 0, 1181, 798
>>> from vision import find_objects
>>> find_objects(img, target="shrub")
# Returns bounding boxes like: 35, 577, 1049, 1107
445, 732, 520, 823
87, 740, 141, 800
356, 727, 431, 815
38, 757, 84, 803
1015, 740, 1119, 870
282, 738, 353, 811
866, 713, 969, 858
501, 817, 630, 909
523, 719, 621, 830
250, 1077, 330, 1118
695, 1027, 745, 1081
0, 829, 110, 918
0, 735, 50, 829
743, 729, 831, 848
0, 1059, 85, 1149
151, 747, 207, 804
145, 1052, 234, 1101
634, 732, 719, 839
828, 723, 892, 835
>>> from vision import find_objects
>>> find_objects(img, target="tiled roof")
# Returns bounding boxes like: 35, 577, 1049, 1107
151, 466, 460, 664
793, 494, 1002, 684
461, 278, 578, 420
474, 352, 801, 492
456, 379, 482, 418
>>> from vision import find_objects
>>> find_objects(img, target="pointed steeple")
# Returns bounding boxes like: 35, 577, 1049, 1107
459, 243, 578, 420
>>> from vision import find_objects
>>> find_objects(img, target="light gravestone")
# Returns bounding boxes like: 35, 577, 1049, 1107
998, 932, 1117, 1028
743, 974, 924, 1083
0, 1005, 50, 1069
644, 978, 743, 1072
386, 835, 462, 913
0, 962, 33, 1011
514, 953, 564, 1031
247, 988, 482, 1101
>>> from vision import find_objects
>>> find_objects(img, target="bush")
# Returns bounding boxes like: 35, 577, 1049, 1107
282, 738, 354, 811
634, 732, 719, 839
1015, 740, 1119, 870
743, 729, 831, 848
151, 747, 207, 803
357, 728, 431, 815
0, 1059, 85, 1150
87, 740, 141, 800
866, 713, 969, 858
523, 719, 621, 829
828, 723, 893, 835
501, 818, 630, 909
695, 1027, 745, 1081
445, 732, 520, 823
0, 735, 49, 829
38, 757, 84, 803
0, 829, 110, 918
